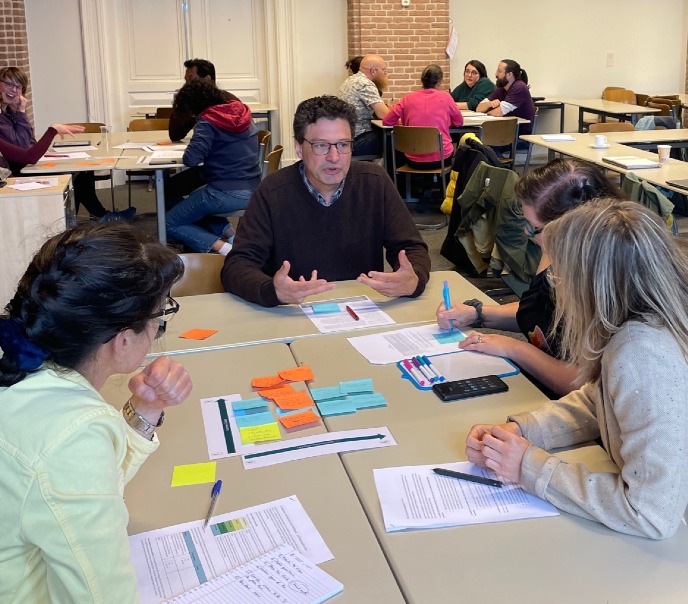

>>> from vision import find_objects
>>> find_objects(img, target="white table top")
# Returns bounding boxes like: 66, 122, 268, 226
552, 97, 660, 116
289, 333, 688, 603
603, 128, 688, 145
152, 271, 493, 356
100, 343, 404, 603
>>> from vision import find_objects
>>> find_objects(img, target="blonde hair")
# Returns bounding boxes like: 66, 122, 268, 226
543, 199, 688, 384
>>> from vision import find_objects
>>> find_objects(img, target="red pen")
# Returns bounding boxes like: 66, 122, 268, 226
345, 305, 360, 321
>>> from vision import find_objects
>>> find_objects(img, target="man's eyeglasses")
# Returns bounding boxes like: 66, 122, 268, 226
464, 70, 480, 77
149, 296, 179, 337
1, 80, 20, 90
524, 222, 544, 238
303, 139, 353, 156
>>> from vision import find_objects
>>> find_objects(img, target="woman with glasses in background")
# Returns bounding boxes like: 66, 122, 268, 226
0, 223, 192, 602
450, 59, 496, 111
437, 159, 622, 396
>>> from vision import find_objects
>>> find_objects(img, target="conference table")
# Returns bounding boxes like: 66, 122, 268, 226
101, 344, 404, 603
152, 270, 492, 356
520, 131, 688, 195
551, 97, 660, 132
289, 332, 688, 603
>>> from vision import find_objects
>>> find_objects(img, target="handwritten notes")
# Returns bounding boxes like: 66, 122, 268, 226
278, 365, 314, 382
278, 409, 321, 429
171, 462, 216, 487
240, 423, 281, 444
258, 384, 296, 400
251, 374, 283, 388
272, 390, 314, 410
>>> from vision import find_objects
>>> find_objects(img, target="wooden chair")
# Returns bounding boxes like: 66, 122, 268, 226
604, 88, 636, 104
648, 97, 681, 120
391, 125, 450, 230
127, 118, 171, 206
66, 122, 115, 210
171, 253, 225, 297
257, 130, 271, 164
647, 101, 672, 117
588, 122, 635, 133
155, 107, 173, 119
262, 144, 283, 179
480, 118, 519, 167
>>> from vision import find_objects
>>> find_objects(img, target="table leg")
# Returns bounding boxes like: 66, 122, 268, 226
578, 107, 584, 132
155, 169, 167, 244
559, 105, 565, 133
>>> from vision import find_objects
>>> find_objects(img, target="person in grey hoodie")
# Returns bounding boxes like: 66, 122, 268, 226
166, 79, 260, 254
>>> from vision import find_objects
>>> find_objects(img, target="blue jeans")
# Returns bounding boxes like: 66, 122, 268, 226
166, 185, 252, 252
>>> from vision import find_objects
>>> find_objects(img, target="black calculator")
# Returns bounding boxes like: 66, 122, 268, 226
432, 375, 508, 402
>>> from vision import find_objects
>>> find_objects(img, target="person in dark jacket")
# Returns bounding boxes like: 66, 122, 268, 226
165, 79, 260, 254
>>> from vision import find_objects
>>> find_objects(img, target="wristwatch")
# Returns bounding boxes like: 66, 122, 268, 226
123, 400, 164, 436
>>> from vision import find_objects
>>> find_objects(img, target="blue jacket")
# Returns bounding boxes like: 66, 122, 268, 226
184, 101, 261, 190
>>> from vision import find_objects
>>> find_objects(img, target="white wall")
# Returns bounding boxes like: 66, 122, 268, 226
449, 0, 688, 132
25, 0, 88, 133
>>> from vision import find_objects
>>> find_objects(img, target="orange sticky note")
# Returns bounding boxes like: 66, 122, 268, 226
278, 409, 321, 429
257, 384, 296, 400
42, 161, 57, 168
272, 390, 313, 410
179, 328, 218, 340
278, 365, 315, 382
157, 140, 173, 146
251, 375, 284, 388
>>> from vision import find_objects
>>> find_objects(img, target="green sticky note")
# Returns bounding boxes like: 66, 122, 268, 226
171, 462, 217, 487
433, 330, 465, 344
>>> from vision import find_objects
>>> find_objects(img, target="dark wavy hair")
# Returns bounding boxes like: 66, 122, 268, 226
421, 64, 443, 89
501, 59, 528, 85
464, 60, 487, 79
345, 56, 364, 74
0, 223, 184, 387
173, 79, 227, 116
184, 58, 216, 82
515, 158, 623, 223
293, 95, 357, 143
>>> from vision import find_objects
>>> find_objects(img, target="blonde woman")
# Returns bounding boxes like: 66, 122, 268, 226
465, 200, 688, 539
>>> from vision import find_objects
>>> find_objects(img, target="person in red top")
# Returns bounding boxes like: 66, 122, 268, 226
383, 64, 463, 169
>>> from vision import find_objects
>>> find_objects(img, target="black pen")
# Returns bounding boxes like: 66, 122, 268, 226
432, 467, 503, 488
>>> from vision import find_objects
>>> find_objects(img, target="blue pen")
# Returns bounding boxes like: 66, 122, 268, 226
421, 355, 445, 382
203, 480, 222, 529
442, 280, 453, 334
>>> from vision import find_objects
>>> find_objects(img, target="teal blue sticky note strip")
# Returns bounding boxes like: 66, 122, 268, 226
347, 392, 388, 409
312, 303, 341, 314
232, 397, 269, 412
317, 399, 357, 416
310, 386, 342, 401
234, 411, 275, 428
433, 330, 466, 344
340, 378, 374, 395
275, 406, 319, 417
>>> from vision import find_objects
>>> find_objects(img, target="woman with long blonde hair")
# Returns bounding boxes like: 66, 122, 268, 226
465, 200, 688, 539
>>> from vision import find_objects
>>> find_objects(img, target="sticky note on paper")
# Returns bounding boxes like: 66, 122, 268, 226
171, 462, 216, 487
311, 303, 341, 314
317, 399, 357, 416
340, 378, 374, 395
231, 397, 269, 412
258, 384, 296, 399
240, 423, 281, 444
272, 390, 313, 410
278, 409, 321, 429
179, 328, 218, 340
251, 374, 284, 388
310, 386, 342, 401
433, 330, 465, 344
347, 392, 388, 410
278, 366, 315, 382
234, 411, 275, 428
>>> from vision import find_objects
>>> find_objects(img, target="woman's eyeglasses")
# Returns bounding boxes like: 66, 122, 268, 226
149, 296, 179, 337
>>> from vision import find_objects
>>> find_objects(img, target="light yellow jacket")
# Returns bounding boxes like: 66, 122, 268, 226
0, 366, 158, 603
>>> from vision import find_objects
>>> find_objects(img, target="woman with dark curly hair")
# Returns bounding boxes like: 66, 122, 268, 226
0, 223, 192, 601
166, 79, 261, 254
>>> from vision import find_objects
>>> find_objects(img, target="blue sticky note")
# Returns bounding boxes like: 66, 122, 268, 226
340, 378, 374, 395
347, 392, 388, 410
232, 397, 269, 412
317, 399, 357, 417
234, 411, 275, 428
310, 386, 342, 401
312, 303, 341, 314
275, 406, 319, 417
433, 330, 465, 344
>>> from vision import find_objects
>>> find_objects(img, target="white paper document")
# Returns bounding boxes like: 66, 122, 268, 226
164, 543, 343, 604
145, 144, 187, 151
374, 462, 558, 532
540, 134, 575, 142
300, 295, 395, 333
130, 496, 333, 604
348, 324, 466, 364
114, 142, 157, 149
242, 427, 397, 469
8, 181, 51, 191
38, 151, 91, 161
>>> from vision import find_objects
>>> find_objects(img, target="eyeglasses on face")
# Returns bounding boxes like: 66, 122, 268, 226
464, 69, 480, 77
303, 139, 353, 156
1, 80, 20, 90
150, 296, 180, 337
524, 222, 544, 238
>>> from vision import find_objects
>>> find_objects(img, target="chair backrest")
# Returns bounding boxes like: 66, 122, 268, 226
604, 88, 636, 104
392, 125, 442, 156
171, 253, 225, 297
647, 101, 671, 117
648, 97, 681, 119
479, 117, 519, 148
67, 122, 105, 134
262, 144, 283, 179
155, 107, 173, 119
601, 86, 625, 99
128, 118, 170, 132
257, 130, 271, 164
635, 93, 651, 107
588, 122, 636, 133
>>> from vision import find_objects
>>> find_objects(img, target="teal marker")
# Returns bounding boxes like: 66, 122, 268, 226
442, 280, 453, 334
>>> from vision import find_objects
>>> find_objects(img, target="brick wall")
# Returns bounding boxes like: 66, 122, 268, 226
0, 0, 32, 122
346, 0, 450, 102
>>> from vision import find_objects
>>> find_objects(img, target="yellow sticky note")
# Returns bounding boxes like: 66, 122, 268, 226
171, 462, 217, 487
240, 422, 281, 444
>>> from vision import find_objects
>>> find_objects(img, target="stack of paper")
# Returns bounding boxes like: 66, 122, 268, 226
602, 155, 660, 170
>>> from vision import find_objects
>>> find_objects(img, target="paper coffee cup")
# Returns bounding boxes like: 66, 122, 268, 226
594, 135, 607, 147
658, 145, 671, 163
